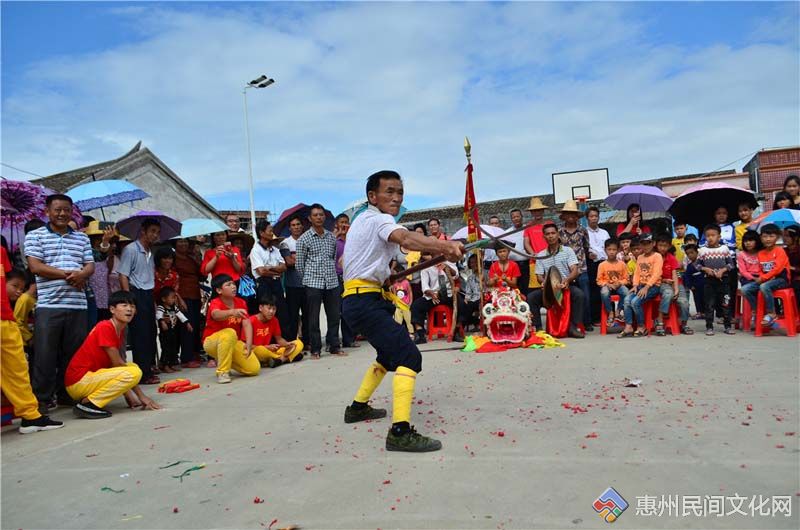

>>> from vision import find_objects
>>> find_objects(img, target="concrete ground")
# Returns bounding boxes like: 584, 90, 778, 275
2, 322, 799, 530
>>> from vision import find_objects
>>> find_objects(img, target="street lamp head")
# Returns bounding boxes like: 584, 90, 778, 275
249, 74, 268, 85
257, 78, 275, 88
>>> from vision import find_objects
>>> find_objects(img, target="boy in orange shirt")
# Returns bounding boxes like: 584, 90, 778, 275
740, 224, 790, 327
488, 247, 521, 289
619, 234, 662, 337
596, 238, 629, 327
248, 295, 304, 368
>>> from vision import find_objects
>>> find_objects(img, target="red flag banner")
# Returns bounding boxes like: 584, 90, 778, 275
463, 163, 482, 242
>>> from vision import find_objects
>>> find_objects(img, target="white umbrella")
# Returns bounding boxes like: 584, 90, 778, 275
451, 224, 506, 241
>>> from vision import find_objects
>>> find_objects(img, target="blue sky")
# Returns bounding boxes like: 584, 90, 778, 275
2, 2, 798, 218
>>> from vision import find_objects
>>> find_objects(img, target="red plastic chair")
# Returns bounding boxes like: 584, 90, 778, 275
754, 288, 797, 337
642, 293, 680, 335
600, 294, 620, 335
427, 304, 462, 342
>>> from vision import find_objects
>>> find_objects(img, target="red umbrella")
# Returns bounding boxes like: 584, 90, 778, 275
272, 203, 335, 237
1, 178, 83, 253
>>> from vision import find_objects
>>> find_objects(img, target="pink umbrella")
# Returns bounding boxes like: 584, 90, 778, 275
1, 179, 83, 253
668, 182, 757, 229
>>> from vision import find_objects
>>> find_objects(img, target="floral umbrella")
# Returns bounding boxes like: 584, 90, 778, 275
1, 179, 83, 253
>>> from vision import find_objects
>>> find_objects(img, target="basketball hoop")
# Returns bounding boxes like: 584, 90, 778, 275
575, 195, 590, 205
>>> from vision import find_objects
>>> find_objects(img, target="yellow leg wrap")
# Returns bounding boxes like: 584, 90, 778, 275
353, 362, 387, 403
392, 366, 417, 424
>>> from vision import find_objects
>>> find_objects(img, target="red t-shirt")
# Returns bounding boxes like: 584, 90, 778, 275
489, 260, 521, 281
523, 224, 547, 254
660, 252, 679, 281
154, 268, 180, 300
203, 297, 248, 341
201, 248, 244, 281
64, 320, 124, 387
246, 315, 281, 346
615, 223, 651, 237
1, 247, 14, 322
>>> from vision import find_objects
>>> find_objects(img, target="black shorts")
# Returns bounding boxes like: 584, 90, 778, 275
341, 293, 422, 373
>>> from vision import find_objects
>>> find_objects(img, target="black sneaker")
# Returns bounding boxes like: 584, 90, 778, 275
414, 331, 427, 345
19, 415, 64, 434
344, 404, 388, 424
386, 426, 442, 452
268, 358, 283, 368
73, 401, 112, 419
292, 353, 304, 363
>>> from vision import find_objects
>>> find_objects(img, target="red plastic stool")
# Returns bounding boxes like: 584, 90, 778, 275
427, 304, 462, 341
754, 288, 797, 337
600, 294, 620, 335
643, 295, 680, 335
734, 290, 753, 331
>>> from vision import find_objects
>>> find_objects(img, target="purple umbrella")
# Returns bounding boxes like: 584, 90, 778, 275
669, 182, 757, 229
116, 210, 182, 241
1, 179, 83, 253
605, 184, 673, 212
272, 203, 335, 237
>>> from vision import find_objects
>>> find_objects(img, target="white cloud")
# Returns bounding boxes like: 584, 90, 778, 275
2, 2, 798, 214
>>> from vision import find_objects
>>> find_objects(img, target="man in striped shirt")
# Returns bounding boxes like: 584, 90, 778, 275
25, 194, 94, 411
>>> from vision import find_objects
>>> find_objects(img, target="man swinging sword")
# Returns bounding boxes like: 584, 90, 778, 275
342, 170, 464, 452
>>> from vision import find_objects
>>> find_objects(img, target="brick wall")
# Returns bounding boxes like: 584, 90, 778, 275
754, 148, 800, 210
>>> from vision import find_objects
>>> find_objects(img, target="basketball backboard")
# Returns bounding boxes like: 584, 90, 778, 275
552, 168, 610, 204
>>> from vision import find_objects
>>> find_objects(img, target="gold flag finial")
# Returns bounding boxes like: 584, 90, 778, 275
464, 136, 471, 159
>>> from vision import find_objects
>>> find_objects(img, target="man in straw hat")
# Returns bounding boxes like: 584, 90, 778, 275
523, 197, 549, 293
526, 222, 585, 338
558, 199, 593, 332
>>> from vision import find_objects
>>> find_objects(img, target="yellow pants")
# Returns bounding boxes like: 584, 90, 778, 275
0, 320, 41, 420
203, 329, 260, 376
528, 261, 541, 289
253, 339, 304, 363
394, 307, 413, 333
66, 363, 142, 409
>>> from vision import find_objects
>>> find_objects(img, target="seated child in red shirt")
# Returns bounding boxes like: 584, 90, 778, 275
247, 294, 304, 368
740, 224, 790, 326
488, 247, 521, 289
203, 274, 259, 384
65, 290, 161, 419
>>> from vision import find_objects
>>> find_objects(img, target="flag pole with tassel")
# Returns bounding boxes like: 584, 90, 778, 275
463, 137, 485, 336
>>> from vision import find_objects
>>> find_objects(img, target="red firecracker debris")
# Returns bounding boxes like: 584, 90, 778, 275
253, 497, 264, 504
477, 370, 485, 375
775, 444, 785, 449
173, 507, 179, 513
304, 465, 316, 471
268, 519, 278, 530
497, 431, 505, 437
382, 480, 391, 485
585, 432, 598, 438
786, 432, 796, 436
746, 404, 753, 411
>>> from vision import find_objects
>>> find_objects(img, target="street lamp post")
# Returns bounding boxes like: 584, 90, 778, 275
243, 74, 275, 238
